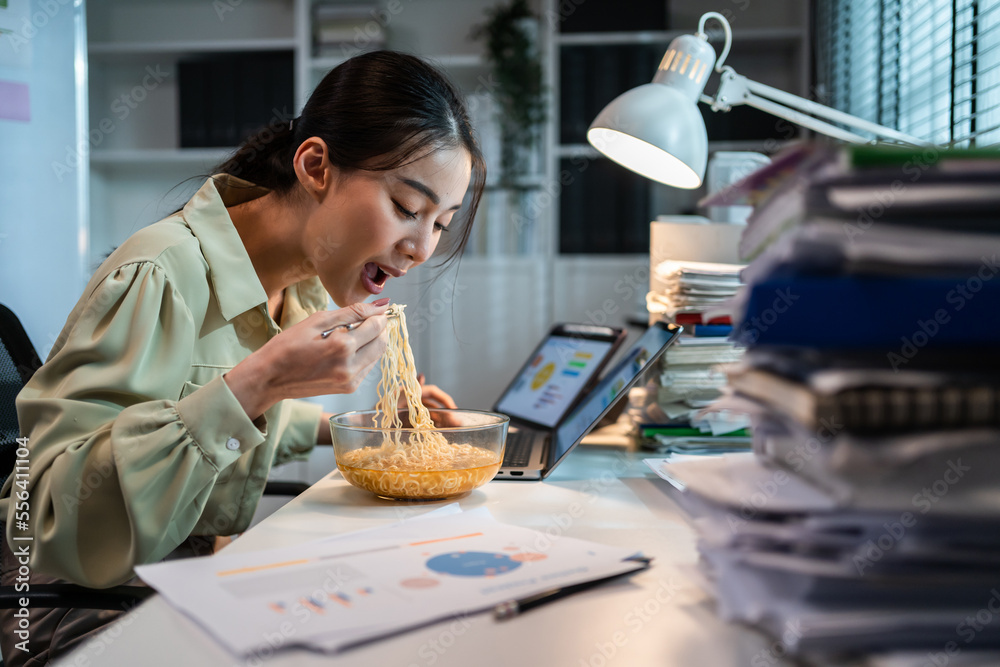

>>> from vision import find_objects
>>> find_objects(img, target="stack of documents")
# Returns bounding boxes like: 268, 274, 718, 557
640, 260, 751, 451
646, 453, 1000, 655
634, 336, 751, 453
657, 143, 1000, 659
136, 507, 647, 657
647, 259, 744, 327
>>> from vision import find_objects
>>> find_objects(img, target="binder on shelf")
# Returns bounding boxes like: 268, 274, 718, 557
178, 52, 295, 149
208, 58, 238, 147
177, 60, 208, 148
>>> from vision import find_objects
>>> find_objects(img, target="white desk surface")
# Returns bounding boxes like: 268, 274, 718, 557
52, 446, 955, 667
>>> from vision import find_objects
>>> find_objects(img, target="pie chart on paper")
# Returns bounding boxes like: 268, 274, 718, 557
425, 551, 523, 577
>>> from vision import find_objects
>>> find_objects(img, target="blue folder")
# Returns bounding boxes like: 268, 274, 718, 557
735, 273, 1000, 349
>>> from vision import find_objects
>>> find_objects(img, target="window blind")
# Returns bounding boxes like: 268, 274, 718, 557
816, 0, 1000, 146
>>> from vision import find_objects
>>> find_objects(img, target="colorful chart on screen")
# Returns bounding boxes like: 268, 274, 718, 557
496, 336, 614, 427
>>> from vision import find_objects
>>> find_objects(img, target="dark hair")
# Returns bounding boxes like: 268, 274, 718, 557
214, 50, 487, 265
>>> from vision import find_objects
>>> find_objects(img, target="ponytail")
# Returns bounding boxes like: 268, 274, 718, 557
214, 110, 300, 192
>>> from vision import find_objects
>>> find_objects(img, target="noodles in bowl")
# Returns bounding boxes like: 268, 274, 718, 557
330, 306, 509, 500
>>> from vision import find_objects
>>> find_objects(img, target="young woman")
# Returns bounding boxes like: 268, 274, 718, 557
0, 50, 485, 665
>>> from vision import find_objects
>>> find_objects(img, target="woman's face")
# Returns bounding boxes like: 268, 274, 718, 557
306, 145, 472, 307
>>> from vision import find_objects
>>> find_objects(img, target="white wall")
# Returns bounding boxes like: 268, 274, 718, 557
0, 0, 88, 357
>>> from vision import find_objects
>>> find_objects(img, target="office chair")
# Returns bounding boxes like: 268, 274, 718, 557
0, 304, 307, 611
0, 303, 155, 610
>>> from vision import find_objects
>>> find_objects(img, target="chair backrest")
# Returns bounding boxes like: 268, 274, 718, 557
0, 304, 42, 489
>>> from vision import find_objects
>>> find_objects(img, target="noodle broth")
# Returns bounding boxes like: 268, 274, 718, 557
331, 409, 509, 500
338, 459, 501, 500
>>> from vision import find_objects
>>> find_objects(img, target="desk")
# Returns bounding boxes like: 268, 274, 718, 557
53, 447, 809, 667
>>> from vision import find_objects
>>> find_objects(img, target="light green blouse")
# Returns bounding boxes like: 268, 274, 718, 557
1, 175, 327, 588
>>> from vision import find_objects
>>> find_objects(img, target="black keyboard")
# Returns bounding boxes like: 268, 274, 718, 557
502, 430, 535, 468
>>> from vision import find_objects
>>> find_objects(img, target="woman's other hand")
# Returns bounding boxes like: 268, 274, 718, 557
225, 299, 390, 419
415, 373, 456, 409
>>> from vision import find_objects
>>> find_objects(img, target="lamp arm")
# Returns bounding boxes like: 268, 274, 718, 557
708, 69, 933, 147
697, 12, 732, 71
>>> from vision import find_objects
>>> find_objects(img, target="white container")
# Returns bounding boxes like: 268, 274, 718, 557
649, 215, 744, 296
706, 151, 771, 224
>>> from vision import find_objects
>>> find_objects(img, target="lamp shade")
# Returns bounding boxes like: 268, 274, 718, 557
587, 30, 718, 189
587, 83, 708, 189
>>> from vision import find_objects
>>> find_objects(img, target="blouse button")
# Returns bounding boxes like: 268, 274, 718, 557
226, 437, 241, 451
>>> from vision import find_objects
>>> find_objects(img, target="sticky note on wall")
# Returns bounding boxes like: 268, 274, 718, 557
0, 80, 30, 122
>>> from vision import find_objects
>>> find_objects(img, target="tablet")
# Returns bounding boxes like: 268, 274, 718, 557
493, 323, 626, 429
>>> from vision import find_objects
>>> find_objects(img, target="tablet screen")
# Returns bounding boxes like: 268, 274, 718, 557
547, 322, 682, 471
495, 334, 617, 428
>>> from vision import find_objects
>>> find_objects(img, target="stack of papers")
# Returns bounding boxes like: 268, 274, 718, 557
632, 337, 751, 455
654, 143, 1000, 660
136, 507, 647, 657
647, 260, 744, 319
638, 260, 751, 452
646, 454, 1000, 655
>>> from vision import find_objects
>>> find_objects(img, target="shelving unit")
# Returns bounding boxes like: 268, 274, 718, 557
87, 0, 545, 266
81, 0, 809, 426
86, 0, 297, 267
547, 0, 809, 324
83, 0, 555, 430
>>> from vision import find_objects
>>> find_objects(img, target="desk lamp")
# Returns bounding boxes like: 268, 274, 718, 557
586, 11, 931, 189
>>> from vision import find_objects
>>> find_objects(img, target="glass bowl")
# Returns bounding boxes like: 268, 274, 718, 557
329, 409, 509, 501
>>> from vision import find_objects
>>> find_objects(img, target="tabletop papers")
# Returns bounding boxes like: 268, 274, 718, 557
136, 507, 646, 657
648, 453, 1000, 655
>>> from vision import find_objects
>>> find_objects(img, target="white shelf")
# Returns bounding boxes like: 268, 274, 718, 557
88, 38, 298, 57
426, 53, 486, 68
556, 144, 601, 159
557, 30, 682, 45
705, 139, 802, 152
90, 148, 234, 166
556, 27, 802, 46
309, 52, 484, 70
483, 175, 548, 189
555, 140, 803, 160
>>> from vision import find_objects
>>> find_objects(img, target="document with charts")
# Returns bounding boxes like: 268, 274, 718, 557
136, 507, 646, 656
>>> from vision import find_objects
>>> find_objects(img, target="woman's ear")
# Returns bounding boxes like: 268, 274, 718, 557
293, 137, 334, 202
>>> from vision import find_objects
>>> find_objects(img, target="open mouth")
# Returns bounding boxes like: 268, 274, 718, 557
362, 262, 389, 294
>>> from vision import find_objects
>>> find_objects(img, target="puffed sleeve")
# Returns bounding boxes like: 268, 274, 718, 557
272, 399, 322, 466
8, 262, 267, 588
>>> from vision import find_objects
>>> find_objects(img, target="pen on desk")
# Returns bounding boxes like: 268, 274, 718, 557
492, 557, 652, 621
